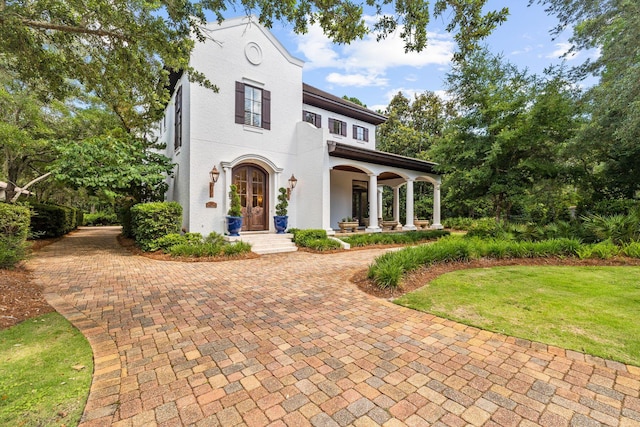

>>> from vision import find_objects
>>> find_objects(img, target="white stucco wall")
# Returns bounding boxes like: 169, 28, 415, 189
185, 17, 305, 235
161, 75, 192, 232
302, 103, 377, 151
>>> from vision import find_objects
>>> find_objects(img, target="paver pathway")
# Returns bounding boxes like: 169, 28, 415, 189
29, 227, 640, 427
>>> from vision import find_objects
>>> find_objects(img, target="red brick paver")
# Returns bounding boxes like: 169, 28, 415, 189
29, 227, 640, 426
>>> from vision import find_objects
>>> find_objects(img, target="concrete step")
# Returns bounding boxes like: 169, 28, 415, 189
226, 233, 298, 255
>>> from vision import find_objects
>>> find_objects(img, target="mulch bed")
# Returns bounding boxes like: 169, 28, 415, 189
353, 256, 640, 299
0, 237, 62, 330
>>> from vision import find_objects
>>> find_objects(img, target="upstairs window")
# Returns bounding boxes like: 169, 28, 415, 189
328, 118, 347, 137
235, 81, 271, 130
174, 86, 182, 150
353, 125, 369, 142
303, 110, 322, 128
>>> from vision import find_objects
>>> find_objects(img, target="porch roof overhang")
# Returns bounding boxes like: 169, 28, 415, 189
327, 141, 439, 175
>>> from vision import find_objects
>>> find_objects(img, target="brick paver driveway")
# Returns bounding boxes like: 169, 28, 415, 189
29, 227, 640, 427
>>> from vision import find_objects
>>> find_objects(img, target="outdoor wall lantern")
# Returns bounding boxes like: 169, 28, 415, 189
209, 165, 220, 198
287, 174, 298, 200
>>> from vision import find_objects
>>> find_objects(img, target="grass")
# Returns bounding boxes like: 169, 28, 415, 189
395, 266, 640, 366
0, 312, 93, 427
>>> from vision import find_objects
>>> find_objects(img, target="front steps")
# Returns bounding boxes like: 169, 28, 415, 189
227, 232, 298, 255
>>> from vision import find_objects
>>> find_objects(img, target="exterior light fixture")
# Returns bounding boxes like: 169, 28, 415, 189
209, 165, 220, 198
287, 174, 297, 200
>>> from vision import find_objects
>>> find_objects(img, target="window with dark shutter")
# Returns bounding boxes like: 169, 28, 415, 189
262, 89, 271, 130
353, 125, 368, 142
329, 118, 346, 136
235, 81, 270, 130
174, 86, 182, 150
303, 111, 322, 128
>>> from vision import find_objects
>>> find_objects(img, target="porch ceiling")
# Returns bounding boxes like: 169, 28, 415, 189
327, 141, 439, 175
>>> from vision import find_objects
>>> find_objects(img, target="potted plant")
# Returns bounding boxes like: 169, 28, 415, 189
413, 205, 431, 230
338, 216, 358, 232
226, 184, 243, 236
380, 215, 399, 231
274, 187, 288, 234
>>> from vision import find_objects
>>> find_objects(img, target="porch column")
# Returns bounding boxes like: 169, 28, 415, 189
377, 187, 383, 219
393, 186, 401, 226
432, 183, 443, 229
404, 179, 417, 231
366, 174, 381, 232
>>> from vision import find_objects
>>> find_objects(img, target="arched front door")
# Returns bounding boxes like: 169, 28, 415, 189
232, 164, 268, 231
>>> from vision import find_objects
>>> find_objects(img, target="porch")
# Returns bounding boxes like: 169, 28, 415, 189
326, 142, 442, 234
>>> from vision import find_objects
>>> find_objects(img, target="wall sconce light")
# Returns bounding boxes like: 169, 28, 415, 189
287, 174, 297, 200
209, 165, 220, 198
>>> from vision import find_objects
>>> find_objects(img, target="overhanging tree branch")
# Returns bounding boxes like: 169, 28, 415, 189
1, 15, 130, 41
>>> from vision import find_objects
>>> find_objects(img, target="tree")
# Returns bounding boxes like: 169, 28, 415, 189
0, 72, 59, 202
533, 0, 640, 201
0, 71, 173, 204
432, 50, 580, 220
1, 0, 507, 121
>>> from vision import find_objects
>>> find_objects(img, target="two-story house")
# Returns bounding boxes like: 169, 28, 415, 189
157, 16, 442, 236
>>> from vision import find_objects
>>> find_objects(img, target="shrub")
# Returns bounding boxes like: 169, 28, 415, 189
304, 238, 342, 251
590, 240, 620, 259
205, 232, 225, 245
222, 241, 252, 256
169, 242, 221, 257
292, 229, 327, 246
83, 212, 119, 226
275, 188, 288, 217
581, 211, 640, 244
130, 202, 182, 251
341, 230, 449, 247
0, 203, 31, 268
465, 218, 511, 239
622, 242, 640, 258
150, 232, 203, 252
368, 236, 586, 290
116, 198, 136, 238
28, 202, 79, 238
227, 185, 242, 217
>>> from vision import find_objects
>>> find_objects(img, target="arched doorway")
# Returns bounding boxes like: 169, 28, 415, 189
232, 164, 268, 231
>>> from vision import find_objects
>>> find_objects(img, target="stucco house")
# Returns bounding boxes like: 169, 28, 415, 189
157, 16, 442, 237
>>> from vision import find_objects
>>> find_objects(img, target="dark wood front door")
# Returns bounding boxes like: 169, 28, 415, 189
233, 165, 268, 231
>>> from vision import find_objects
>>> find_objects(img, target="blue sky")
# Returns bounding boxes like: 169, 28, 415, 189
261, 1, 591, 112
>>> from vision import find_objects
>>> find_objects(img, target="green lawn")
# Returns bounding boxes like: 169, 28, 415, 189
395, 266, 640, 366
0, 312, 93, 427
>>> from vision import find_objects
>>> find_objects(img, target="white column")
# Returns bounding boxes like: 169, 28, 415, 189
223, 166, 232, 215
366, 174, 381, 232
432, 183, 443, 229
404, 179, 417, 231
393, 186, 401, 226
377, 187, 383, 219
323, 168, 334, 235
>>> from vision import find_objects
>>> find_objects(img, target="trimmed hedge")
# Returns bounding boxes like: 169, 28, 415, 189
0, 203, 31, 268
130, 202, 182, 251
341, 230, 449, 247
29, 202, 80, 238
83, 212, 119, 226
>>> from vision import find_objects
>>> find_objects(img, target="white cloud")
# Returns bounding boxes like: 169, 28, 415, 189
326, 72, 388, 87
547, 42, 580, 60
511, 46, 533, 56
295, 23, 454, 87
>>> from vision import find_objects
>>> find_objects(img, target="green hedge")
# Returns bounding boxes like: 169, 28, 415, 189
130, 202, 182, 251
0, 203, 31, 268
341, 230, 449, 247
29, 202, 80, 238
83, 212, 119, 226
